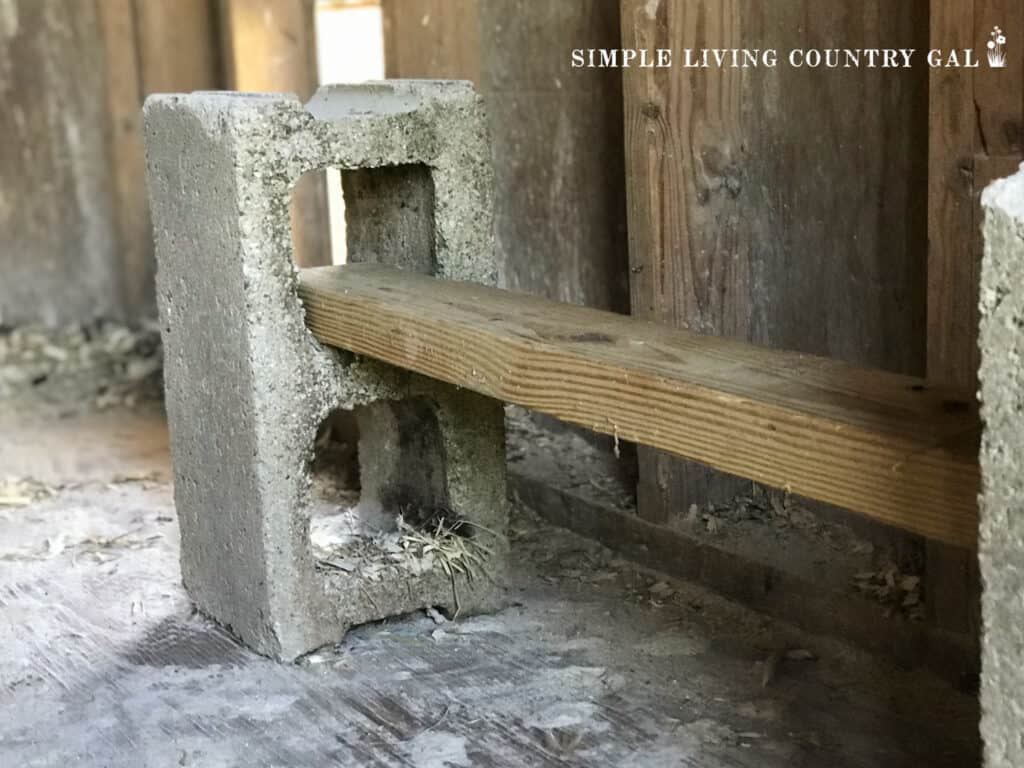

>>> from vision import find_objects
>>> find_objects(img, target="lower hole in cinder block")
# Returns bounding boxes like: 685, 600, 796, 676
309, 398, 475, 589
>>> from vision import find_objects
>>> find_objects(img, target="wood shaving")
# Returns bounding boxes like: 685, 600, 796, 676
0, 477, 56, 507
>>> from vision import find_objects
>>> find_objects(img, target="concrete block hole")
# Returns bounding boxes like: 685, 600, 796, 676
308, 398, 474, 580
290, 163, 436, 270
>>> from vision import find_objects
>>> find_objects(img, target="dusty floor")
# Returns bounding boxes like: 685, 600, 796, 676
0, 402, 979, 767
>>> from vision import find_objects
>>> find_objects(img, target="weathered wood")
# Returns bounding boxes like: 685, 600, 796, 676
135, 0, 220, 94
926, 0, 977, 390
927, 0, 1024, 385
220, 0, 329, 268
621, 1, 929, 523
973, 0, 1024, 161
479, 0, 629, 311
381, 0, 481, 83
99, 0, 152, 319
926, 0, 1024, 637
381, 1, 629, 311
0, 0, 122, 326
298, 263, 979, 548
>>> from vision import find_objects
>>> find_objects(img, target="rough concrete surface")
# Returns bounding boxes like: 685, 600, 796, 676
979, 167, 1024, 768
143, 82, 504, 660
0, 404, 980, 767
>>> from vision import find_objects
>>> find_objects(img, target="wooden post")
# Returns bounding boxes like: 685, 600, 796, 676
621, 0, 929, 523
220, 0, 329, 268
381, 0, 629, 312
478, 1, 629, 311
927, 0, 1024, 637
99, 0, 152, 320
381, 0, 481, 82
104, 0, 222, 319
134, 0, 221, 93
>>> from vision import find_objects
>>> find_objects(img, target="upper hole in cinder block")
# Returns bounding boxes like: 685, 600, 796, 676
290, 164, 435, 269
342, 164, 436, 274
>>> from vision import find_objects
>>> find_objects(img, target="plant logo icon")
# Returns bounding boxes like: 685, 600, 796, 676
988, 26, 1007, 68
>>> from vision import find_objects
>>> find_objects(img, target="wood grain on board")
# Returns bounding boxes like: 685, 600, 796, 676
298, 263, 979, 549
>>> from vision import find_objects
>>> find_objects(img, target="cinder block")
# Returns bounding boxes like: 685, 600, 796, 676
980, 166, 1024, 767
143, 82, 507, 660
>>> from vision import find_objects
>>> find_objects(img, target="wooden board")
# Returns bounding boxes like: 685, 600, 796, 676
381, 0, 482, 83
1, 1, 127, 325
927, 0, 1024, 636
927, 0, 1024, 387
98, 0, 153, 319
298, 264, 979, 549
134, 0, 220, 93
620, 0, 929, 522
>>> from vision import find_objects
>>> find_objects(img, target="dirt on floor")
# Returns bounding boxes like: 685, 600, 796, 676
0, 391, 980, 767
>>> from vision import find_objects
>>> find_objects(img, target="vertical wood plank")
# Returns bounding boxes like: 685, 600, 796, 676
973, 0, 1024, 160
134, 0, 221, 93
98, 0, 151, 318
220, 0, 319, 99
382, 0, 629, 312
381, 0, 480, 83
622, 0, 928, 523
0, 0, 123, 325
479, 0, 629, 311
926, 0, 1023, 639
219, 0, 329, 268
926, 0, 978, 641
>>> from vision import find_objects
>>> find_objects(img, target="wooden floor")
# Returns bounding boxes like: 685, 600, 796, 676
299, 264, 979, 548
0, 403, 979, 767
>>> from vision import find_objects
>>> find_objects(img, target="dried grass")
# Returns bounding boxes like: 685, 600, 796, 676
398, 516, 496, 618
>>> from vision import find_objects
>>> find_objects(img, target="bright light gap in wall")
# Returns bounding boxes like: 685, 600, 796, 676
314, 0, 386, 265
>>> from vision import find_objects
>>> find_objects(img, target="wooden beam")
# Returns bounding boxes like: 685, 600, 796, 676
927, 0, 1024, 638
298, 264, 980, 549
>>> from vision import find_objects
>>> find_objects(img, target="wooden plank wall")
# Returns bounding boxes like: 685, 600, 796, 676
101, 0, 223, 321
478, 1, 629, 311
928, 0, 1024, 636
0, 0, 222, 328
381, 0, 481, 82
380, 0, 629, 312
2, 0, 324, 328
620, 0, 929, 525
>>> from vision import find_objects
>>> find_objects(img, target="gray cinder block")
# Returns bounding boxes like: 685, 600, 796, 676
980, 166, 1024, 766
143, 82, 506, 660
